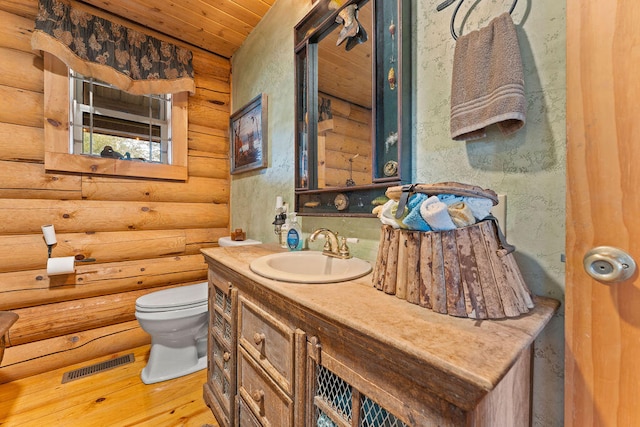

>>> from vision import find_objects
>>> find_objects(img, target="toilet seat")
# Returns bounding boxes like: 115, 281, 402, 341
135, 282, 208, 313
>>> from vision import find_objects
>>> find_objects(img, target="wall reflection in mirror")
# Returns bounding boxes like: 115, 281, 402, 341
295, 0, 411, 216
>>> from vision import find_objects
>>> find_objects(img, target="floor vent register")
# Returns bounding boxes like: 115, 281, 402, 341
61, 353, 135, 383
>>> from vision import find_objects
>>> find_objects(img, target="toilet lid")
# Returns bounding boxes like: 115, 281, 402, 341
136, 282, 208, 312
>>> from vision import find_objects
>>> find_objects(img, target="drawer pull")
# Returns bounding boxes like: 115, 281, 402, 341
251, 389, 265, 402
253, 332, 266, 345
223, 351, 231, 361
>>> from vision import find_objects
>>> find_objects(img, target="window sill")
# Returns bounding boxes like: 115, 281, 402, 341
45, 152, 188, 181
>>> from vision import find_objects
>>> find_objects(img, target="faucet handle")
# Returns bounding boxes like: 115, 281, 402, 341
338, 236, 352, 259
323, 239, 332, 252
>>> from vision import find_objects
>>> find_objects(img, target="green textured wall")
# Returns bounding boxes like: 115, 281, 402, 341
231, 1, 566, 425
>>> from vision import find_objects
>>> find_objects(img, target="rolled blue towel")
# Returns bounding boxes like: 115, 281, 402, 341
438, 193, 464, 205
402, 194, 432, 231
408, 193, 427, 210
420, 196, 457, 231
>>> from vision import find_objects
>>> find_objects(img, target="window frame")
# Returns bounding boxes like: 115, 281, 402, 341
43, 53, 188, 181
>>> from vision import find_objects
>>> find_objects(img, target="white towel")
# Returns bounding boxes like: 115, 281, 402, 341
420, 196, 457, 231
450, 13, 526, 141
464, 197, 494, 220
375, 200, 407, 229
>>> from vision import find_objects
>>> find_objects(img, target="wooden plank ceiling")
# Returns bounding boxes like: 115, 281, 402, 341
318, 1, 372, 109
78, 0, 276, 58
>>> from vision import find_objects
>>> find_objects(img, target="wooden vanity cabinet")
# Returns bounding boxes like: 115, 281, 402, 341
204, 262, 307, 427
202, 246, 559, 427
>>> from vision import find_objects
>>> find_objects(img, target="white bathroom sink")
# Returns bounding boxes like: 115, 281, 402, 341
249, 251, 372, 284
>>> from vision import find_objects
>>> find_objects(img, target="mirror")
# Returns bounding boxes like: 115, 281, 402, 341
294, 0, 411, 216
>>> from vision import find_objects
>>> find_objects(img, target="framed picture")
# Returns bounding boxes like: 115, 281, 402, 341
230, 93, 268, 174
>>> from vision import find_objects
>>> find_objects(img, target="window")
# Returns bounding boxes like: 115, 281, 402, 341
69, 71, 172, 164
44, 53, 188, 180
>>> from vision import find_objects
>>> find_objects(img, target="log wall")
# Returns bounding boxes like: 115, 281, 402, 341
0, 1, 230, 383
317, 93, 372, 188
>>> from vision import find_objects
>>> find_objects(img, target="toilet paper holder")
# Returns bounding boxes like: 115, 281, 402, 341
41, 224, 96, 263
41, 224, 57, 258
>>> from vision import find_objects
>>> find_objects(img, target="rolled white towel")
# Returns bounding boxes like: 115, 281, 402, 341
375, 200, 402, 229
464, 197, 494, 220
420, 196, 457, 231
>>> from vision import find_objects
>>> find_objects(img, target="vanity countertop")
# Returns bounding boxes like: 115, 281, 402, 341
201, 244, 559, 410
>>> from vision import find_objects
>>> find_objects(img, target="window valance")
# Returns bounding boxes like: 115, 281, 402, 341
31, 0, 195, 95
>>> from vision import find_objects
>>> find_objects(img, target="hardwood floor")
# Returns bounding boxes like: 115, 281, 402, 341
0, 345, 220, 426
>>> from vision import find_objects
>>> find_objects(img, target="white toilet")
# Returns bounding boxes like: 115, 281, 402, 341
135, 236, 261, 384
135, 282, 209, 384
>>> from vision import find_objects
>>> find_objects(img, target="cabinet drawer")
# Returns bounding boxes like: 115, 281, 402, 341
238, 347, 293, 427
239, 296, 294, 394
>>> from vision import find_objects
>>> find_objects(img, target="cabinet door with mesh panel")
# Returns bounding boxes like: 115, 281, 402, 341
307, 341, 410, 427
313, 365, 410, 427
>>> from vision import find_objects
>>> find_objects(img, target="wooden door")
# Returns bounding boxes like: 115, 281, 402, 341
565, 0, 640, 425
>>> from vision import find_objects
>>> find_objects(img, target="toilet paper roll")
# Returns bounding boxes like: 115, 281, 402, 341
41, 224, 57, 245
47, 256, 75, 275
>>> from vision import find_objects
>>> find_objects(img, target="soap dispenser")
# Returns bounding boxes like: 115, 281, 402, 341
273, 197, 288, 248
286, 212, 303, 251
279, 213, 290, 249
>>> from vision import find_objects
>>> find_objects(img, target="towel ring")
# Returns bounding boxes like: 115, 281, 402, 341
436, 0, 518, 40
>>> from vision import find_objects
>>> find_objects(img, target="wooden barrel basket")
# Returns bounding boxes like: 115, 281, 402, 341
373, 183, 534, 319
